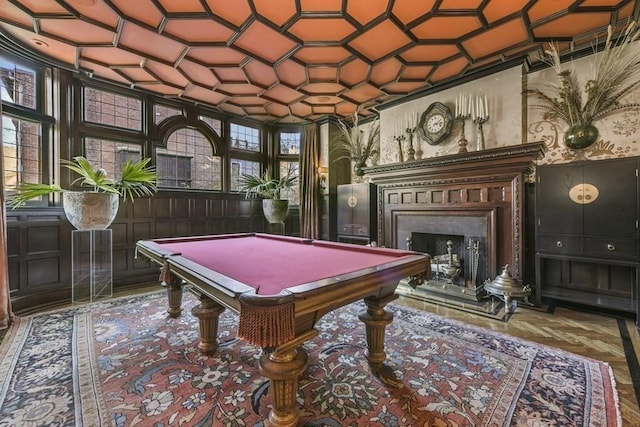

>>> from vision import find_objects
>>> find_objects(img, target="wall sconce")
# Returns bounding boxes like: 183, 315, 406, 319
318, 166, 328, 190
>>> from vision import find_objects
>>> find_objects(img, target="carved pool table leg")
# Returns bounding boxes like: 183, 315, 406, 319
358, 294, 398, 365
166, 275, 183, 318
259, 347, 308, 427
191, 295, 225, 355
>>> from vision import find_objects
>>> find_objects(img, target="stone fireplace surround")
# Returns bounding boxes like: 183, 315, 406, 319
364, 142, 546, 301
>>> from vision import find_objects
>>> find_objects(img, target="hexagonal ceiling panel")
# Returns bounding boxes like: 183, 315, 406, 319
0, 0, 636, 123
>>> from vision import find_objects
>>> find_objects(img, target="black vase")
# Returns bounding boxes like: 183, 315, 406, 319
352, 159, 367, 183
564, 123, 599, 150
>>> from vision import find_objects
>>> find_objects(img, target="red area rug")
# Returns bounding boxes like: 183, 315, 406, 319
0, 291, 620, 426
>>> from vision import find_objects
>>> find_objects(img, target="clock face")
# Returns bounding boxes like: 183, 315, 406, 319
427, 114, 445, 133
418, 102, 453, 146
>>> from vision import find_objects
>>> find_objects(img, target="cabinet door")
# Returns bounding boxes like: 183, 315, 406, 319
537, 163, 583, 235
350, 184, 372, 236
583, 158, 638, 238
337, 184, 354, 235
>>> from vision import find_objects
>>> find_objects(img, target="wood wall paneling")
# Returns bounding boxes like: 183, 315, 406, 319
6, 191, 293, 312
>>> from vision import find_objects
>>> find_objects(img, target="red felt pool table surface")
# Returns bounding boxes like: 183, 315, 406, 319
152, 233, 418, 295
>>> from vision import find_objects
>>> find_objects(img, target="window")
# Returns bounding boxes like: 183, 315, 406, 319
277, 131, 300, 205
1, 56, 49, 201
230, 159, 260, 192
0, 58, 36, 109
83, 137, 142, 179
157, 153, 192, 188
83, 87, 142, 130
230, 123, 259, 151
157, 127, 221, 190
199, 115, 222, 137
154, 104, 182, 124
279, 160, 299, 204
280, 132, 300, 154
2, 116, 41, 189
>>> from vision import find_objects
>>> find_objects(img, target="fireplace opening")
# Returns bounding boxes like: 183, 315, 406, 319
412, 232, 464, 260
412, 232, 486, 290
395, 209, 496, 302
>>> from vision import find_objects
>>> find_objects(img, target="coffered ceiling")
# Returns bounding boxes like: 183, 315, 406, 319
0, 0, 637, 123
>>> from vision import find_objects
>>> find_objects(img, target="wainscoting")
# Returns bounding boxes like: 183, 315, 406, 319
6, 190, 300, 312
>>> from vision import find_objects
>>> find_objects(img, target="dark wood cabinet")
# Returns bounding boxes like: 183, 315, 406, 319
535, 157, 639, 319
337, 183, 377, 245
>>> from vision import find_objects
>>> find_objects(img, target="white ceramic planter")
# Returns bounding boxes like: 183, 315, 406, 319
262, 199, 289, 224
63, 192, 119, 230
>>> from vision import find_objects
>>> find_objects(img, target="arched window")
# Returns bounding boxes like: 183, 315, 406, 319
154, 104, 183, 124
157, 126, 221, 190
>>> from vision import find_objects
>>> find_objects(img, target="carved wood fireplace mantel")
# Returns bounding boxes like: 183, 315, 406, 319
364, 142, 546, 285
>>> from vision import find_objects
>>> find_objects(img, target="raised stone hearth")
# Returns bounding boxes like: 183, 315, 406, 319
365, 142, 546, 312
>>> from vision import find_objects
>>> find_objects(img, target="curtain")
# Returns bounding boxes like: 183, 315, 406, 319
299, 123, 319, 239
0, 97, 14, 329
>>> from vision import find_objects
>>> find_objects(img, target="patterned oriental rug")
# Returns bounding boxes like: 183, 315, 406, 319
0, 291, 620, 427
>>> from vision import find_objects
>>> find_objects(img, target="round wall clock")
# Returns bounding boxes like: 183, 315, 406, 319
418, 102, 454, 145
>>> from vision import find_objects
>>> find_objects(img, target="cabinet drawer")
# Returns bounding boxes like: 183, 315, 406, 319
341, 224, 369, 236
584, 238, 638, 260
538, 236, 583, 254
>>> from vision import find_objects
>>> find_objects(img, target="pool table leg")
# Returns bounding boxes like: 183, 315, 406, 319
166, 275, 183, 318
358, 294, 399, 365
191, 295, 225, 355
259, 347, 308, 427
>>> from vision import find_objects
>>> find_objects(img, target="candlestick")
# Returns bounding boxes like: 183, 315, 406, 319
455, 107, 470, 153
474, 118, 487, 151
393, 134, 406, 163
405, 121, 416, 161
471, 94, 489, 150
472, 113, 489, 151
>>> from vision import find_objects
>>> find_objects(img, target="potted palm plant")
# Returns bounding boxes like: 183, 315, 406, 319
8, 156, 157, 230
239, 166, 298, 224
332, 113, 380, 180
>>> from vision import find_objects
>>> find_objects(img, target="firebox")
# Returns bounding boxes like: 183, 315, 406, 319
395, 209, 495, 301
411, 232, 485, 289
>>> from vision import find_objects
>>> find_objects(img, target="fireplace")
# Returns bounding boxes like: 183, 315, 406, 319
395, 209, 496, 300
365, 142, 545, 305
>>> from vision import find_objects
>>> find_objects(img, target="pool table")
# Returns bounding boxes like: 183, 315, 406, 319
136, 233, 429, 427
